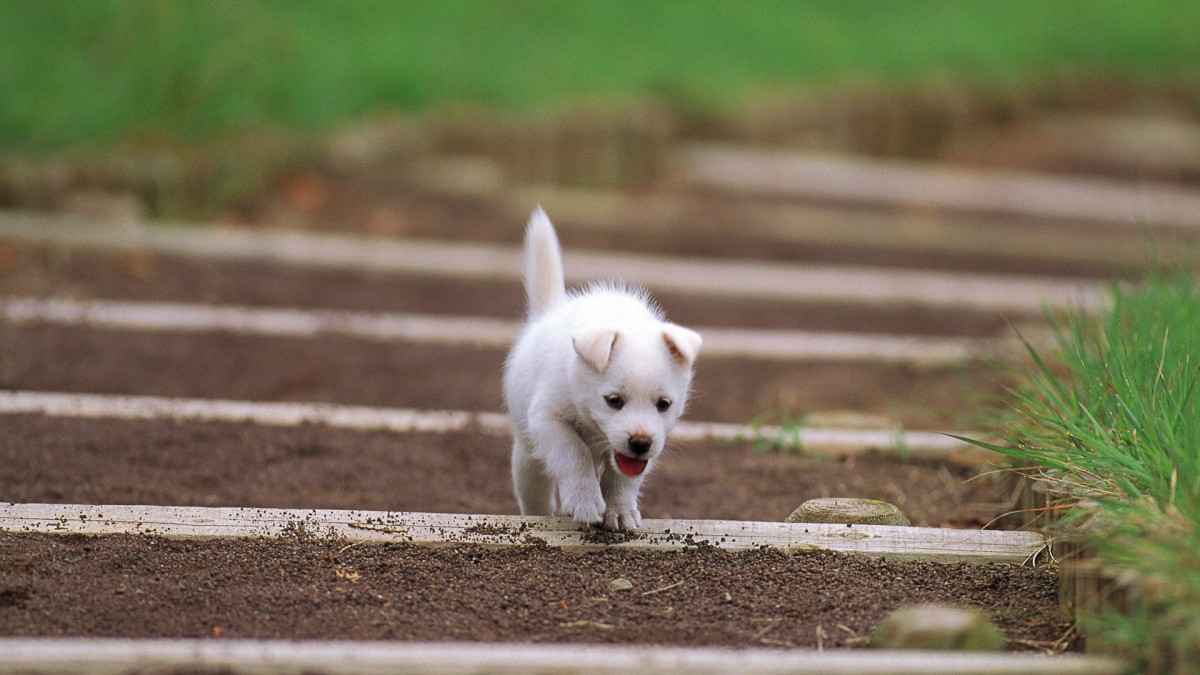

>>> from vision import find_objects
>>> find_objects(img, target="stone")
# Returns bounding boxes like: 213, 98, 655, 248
324, 117, 427, 171
870, 604, 1005, 651
786, 498, 911, 526
608, 578, 633, 592
61, 189, 146, 224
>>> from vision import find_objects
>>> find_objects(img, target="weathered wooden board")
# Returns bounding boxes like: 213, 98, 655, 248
0, 503, 1045, 563
0, 638, 1125, 675
497, 184, 1193, 269
0, 295, 1014, 364
682, 144, 1200, 230
0, 390, 989, 462
0, 212, 1106, 312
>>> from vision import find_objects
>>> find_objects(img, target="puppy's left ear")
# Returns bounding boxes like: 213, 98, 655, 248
573, 328, 620, 373
662, 324, 702, 367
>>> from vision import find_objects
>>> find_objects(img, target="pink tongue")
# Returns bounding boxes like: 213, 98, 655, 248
615, 453, 648, 477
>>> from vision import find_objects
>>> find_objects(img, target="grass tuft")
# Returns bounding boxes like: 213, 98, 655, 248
969, 273, 1200, 670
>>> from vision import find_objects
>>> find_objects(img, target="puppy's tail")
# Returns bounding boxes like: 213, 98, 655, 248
522, 206, 566, 317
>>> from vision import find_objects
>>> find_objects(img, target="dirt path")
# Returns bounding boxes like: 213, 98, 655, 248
0, 533, 1069, 650
0, 323, 1009, 428
0, 414, 1012, 527
0, 242, 1017, 337
0, 115, 1162, 661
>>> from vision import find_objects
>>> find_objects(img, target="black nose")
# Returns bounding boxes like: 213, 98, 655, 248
627, 435, 652, 456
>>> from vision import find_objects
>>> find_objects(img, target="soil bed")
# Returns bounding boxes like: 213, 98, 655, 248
0, 241, 1015, 337
0, 323, 1009, 428
0, 532, 1070, 650
0, 415, 1012, 527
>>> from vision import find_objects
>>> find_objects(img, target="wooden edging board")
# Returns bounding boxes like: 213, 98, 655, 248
0, 211, 1107, 313
0, 295, 1017, 365
493, 182, 1195, 269
681, 144, 1200, 231
0, 390, 989, 463
0, 503, 1045, 563
402, 159, 1194, 269
0, 638, 1125, 675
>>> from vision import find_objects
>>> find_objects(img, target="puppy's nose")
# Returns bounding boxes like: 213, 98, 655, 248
627, 434, 652, 456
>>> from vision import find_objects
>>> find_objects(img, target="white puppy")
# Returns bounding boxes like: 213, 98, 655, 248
503, 207, 702, 530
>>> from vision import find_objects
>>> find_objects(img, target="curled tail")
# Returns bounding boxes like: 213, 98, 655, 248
523, 206, 566, 317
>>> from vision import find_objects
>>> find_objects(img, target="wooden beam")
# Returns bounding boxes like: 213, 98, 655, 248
682, 144, 1200, 230
0, 212, 1106, 313
500, 184, 1193, 270
0, 296, 1019, 365
0, 391, 987, 462
405, 157, 1197, 266
0, 503, 1045, 563
0, 638, 1126, 675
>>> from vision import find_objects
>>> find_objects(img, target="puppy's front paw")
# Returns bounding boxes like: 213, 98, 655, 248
560, 482, 606, 525
603, 506, 642, 531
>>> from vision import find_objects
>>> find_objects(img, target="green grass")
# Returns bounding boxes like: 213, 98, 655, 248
967, 275, 1200, 670
2, 1, 1199, 151
746, 412, 809, 454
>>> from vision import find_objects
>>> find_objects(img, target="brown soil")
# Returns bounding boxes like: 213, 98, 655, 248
0, 532, 1070, 650
0, 323, 1010, 428
0, 241, 1016, 337
0, 415, 1013, 527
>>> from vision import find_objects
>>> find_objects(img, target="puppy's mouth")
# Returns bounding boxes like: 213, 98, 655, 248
614, 452, 649, 477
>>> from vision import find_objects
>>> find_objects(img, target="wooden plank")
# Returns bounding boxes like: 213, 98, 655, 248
0, 295, 1014, 365
395, 160, 1195, 268
0, 391, 986, 462
0, 503, 1046, 563
499, 184, 1193, 269
682, 144, 1200, 230
0, 212, 1107, 313
0, 638, 1125, 674
0, 389, 510, 434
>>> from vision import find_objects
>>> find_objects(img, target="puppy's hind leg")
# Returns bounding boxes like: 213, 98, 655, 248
511, 438, 554, 515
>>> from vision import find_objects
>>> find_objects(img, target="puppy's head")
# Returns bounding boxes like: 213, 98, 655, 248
569, 320, 701, 478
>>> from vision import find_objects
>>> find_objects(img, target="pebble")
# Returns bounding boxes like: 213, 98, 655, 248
608, 577, 634, 592
870, 604, 1005, 651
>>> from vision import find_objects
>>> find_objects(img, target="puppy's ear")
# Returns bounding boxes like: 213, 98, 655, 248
573, 328, 620, 373
662, 324, 702, 367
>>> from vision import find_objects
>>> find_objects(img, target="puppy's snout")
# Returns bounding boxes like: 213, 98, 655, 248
627, 433, 653, 456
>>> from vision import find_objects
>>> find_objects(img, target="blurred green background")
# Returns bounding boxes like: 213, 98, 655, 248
2, 0, 1198, 151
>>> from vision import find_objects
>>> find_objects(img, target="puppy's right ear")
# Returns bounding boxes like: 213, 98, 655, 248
573, 328, 619, 373
662, 323, 702, 367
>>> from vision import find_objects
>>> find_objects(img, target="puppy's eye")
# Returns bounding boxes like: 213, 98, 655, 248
656, 397, 672, 413
603, 394, 625, 410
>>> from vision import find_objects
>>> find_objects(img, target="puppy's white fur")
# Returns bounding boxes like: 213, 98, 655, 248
503, 208, 701, 530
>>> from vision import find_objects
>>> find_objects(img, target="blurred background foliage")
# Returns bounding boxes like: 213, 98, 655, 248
2, 0, 1198, 152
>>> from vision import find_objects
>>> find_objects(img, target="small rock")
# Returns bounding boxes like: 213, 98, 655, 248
324, 117, 427, 170
786, 498, 911, 526
61, 189, 146, 224
608, 578, 634, 592
870, 604, 1005, 651
406, 156, 505, 196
